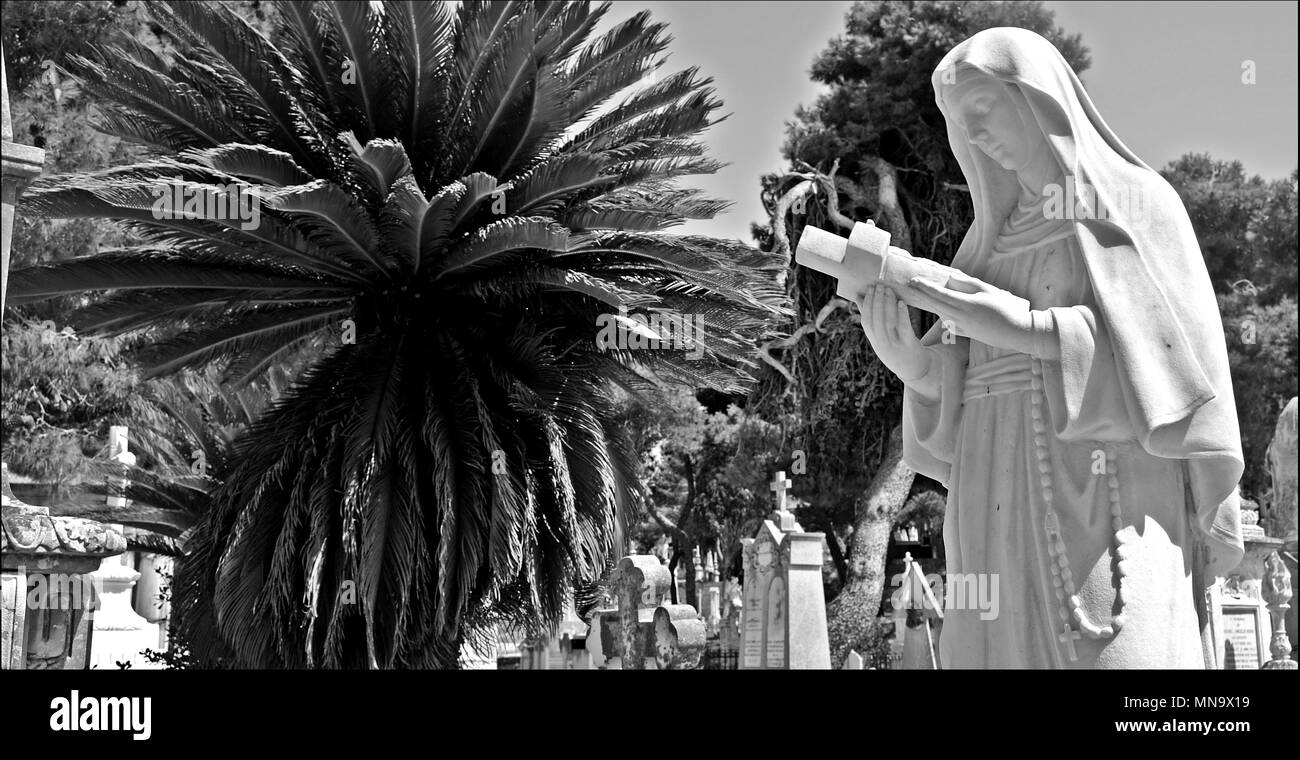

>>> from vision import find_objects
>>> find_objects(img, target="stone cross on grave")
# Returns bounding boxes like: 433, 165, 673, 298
769, 470, 801, 532
738, 470, 830, 669
592, 555, 705, 670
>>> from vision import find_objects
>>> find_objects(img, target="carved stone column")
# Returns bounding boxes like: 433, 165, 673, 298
1261, 551, 1296, 669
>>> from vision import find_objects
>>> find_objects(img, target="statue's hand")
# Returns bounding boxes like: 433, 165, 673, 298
905, 271, 1034, 354
860, 284, 930, 383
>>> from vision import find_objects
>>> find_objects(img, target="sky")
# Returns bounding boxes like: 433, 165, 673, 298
601, 0, 1300, 243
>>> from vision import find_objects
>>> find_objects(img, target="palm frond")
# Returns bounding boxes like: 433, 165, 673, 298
15, 0, 788, 670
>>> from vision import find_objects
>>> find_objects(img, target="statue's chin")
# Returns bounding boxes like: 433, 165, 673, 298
971, 142, 1021, 171
991, 153, 1023, 171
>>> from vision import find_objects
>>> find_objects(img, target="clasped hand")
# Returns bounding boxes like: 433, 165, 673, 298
904, 269, 1034, 355
860, 266, 1035, 383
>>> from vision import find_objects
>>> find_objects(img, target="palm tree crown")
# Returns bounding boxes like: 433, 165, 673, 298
10, 0, 787, 667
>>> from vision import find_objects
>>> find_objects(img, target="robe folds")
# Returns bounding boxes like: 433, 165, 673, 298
907, 229, 1203, 668
910, 28, 1244, 668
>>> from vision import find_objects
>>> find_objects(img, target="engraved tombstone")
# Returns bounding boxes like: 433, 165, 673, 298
593, 555, 705, 670
739, 472, 830, 669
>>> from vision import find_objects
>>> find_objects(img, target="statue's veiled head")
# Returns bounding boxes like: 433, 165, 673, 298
940, 67, 1047, 173
932, 28, 1153, 258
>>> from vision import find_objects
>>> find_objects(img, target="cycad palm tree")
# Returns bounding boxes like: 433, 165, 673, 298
10, 0, 786, 668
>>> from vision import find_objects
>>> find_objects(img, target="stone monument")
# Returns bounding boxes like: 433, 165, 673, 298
590, 555, 705, 670
738, 471, 830, 669
812, 27, 1246, 668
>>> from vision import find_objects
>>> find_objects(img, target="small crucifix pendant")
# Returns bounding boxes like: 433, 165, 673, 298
1059, 627, 1081, 662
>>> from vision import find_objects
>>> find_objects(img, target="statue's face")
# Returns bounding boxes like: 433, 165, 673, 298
946, 76, 1035, 171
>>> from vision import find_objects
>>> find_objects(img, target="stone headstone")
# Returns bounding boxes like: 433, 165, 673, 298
516, 593, 589, 669
702, 584, 721, 636
1215, 602, 1267, 669
1210, 534, 1283, 669
653, 604, 705, 670
739, 472, 830, 669
594, 555, 705, 670
718, 576, 743, 650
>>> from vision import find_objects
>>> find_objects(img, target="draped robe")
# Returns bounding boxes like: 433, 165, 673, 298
908, 186, 1203, 667
905, 28, 1245, 668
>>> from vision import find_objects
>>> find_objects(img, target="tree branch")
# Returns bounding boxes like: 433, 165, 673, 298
795, 158, 855, 231
644, 500, 678, 533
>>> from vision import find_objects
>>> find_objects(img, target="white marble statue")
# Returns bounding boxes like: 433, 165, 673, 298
859, 28, 1245, 668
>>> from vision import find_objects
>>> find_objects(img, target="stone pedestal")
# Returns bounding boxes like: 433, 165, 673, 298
1261, 548, 1296, 669
88, 550, 160, 669
740, 520, 831, 669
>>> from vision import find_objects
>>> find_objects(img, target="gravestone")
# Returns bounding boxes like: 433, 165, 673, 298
1210, 533, 1282, 669
696, 547, 723, 635
1207, 402, 1298, 669
591, 555, 705, 670
739, 472, 830, 669
717, 577, 743, 651
653, 604, 705, 670
516, 592, 588, 670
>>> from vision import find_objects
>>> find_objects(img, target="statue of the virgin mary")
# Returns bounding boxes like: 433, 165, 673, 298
859, 28, 1244, 668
